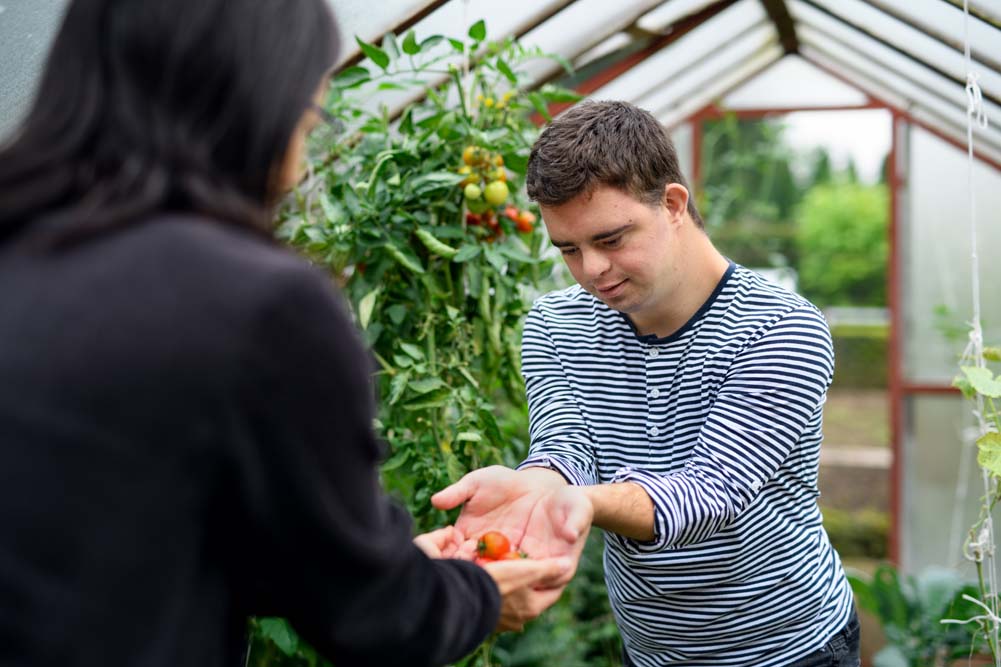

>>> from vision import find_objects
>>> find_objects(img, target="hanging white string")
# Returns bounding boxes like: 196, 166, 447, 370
950, 2, 1000, 664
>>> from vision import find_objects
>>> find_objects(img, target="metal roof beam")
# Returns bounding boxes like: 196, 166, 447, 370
759, 0, 799, 53
338, 0, 451, 70
938, 0, 1001, 30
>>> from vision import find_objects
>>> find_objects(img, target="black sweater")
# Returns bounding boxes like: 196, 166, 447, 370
0, 216, 499, 666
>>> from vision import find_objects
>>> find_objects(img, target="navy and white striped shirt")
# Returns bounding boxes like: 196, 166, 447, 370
519, 263, 854, 666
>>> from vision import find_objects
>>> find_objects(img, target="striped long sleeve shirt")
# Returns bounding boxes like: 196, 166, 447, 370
518, 263, 854, 666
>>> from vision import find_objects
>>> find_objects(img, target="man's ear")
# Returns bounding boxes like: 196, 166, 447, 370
663, 183, 690, 221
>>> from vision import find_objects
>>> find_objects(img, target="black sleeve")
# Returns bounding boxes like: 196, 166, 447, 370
226, 261, 500, 667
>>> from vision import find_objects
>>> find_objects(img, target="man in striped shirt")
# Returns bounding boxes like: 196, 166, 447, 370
433, 100, 858, 666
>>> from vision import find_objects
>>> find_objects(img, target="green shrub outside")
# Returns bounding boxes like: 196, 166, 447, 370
830, 323, 888, 389
822, 506, 889, 560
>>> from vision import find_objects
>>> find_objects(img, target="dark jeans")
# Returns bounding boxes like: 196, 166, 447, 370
622, 609, 860, 667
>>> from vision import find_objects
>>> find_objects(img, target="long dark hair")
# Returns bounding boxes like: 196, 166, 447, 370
0, 0, 339, 248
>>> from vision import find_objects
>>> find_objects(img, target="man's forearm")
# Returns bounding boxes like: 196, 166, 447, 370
583, 482, 655, 542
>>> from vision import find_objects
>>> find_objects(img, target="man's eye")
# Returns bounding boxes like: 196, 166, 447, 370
603, 236, 622, 248
560, 247, 578, 256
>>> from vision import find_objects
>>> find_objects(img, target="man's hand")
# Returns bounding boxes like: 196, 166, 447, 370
431, 466, 592, 586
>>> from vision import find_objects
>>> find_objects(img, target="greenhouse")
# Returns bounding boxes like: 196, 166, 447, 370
1, 1, 1000, 666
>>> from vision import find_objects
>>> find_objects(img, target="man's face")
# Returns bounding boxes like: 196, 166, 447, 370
542, 185, 682, 319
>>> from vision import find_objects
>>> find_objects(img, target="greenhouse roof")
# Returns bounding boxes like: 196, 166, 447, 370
331, 0, 1001, 166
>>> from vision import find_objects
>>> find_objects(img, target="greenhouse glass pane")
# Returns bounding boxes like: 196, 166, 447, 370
800, 44, 1001, 160
804, 0, 1001, 99
866, 0, 999, 64
636, 0, 718, 33
670, 122, 694, 185
790, 0, 1001, 111
900, 394, 985, 574
904, 126, 1001, 384
722, 54, 869, 109
657, 44, 783, 128
587, 0, 769, 105
572, 32, 633, 69
797, 26, 1001, 145
330, 0, 438, 66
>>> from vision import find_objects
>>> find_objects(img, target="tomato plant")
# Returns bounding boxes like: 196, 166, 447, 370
250, 18, 581, 667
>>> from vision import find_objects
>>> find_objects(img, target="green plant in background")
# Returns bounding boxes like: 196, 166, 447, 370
700, 116, 803, 269
245, 20, 624, 667
795, 182, 888, 308
849, 564, 991, 666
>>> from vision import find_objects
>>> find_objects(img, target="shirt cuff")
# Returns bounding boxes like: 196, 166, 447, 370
609, 466, 673, 554
517, 454, 594, 487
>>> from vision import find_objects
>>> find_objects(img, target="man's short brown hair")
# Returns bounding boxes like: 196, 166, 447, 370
525, 100, 703, 228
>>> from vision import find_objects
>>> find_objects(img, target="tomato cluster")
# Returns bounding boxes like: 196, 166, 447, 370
474, 530, 529, 565
457, 145, 536, 241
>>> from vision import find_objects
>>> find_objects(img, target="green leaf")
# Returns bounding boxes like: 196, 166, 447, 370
355, 36, 390, 70
448, 38, 465, 53
420, 35, 445, 52
410, 171, 465, 195
404, 388, 452, 410
456, 431, 482, 443
961, 366, 1001, 398
357, 288, 379, 329
400, 342, 425, 361
388, 371, 411, 405
496, 243, 539, 264
381, 32, 400, 61
385, 242, 425, 274
984, 346, 1001, 362
977, 432, 1001, 477
952, 374, 976, 400
258, 618, 299, 656
409, 377, 447, 394
496, 59, 517, 84
468, 20, 486, 42
386, 304, 408, 325
527, 92, 551, 122
453, 244, 481, 263
402, 30, 420, 55
484, 246, 507, 272
381, 447, 411, 472
539, 84, 582, 103
334, 65, 371, 90
318, 192, 341, 223
458, 366, 480, 389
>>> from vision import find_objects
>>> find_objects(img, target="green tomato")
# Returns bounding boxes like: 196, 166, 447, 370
484, 180, 509, 206
464, 183, 482, 200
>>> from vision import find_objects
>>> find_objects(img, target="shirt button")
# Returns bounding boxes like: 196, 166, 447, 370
648, 348, 659, 358
649, 426, 660, 437
650, 388, 661, 399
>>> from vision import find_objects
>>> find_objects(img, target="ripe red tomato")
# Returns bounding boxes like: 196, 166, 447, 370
498, 550, 527, 560
477, 531, 511, 559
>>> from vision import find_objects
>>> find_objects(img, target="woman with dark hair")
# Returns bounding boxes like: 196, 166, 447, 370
0, 1, 586, 665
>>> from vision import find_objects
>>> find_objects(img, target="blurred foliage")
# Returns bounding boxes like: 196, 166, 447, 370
849, 564, 993, 666
822, 507, 889, 559
831, 323, 889, 388
796, 183, 889, 308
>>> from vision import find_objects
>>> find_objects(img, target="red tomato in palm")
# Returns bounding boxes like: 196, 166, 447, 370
477, 531, 511, 559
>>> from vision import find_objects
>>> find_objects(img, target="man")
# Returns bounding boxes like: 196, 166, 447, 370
433, 101, 858, 666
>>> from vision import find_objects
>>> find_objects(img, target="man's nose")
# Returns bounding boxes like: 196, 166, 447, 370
580, 249, 610, 281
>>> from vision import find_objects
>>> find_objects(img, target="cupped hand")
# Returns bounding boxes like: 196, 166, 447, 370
481, 556, 574, 632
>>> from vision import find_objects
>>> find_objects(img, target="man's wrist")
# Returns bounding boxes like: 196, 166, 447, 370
517, 466, 570, 488
583, 482, 656, 542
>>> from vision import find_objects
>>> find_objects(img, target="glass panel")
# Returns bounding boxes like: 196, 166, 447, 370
331, 0, 438, 66
869, 0, 999, 64
636, 0, 718, 33
650, 38, 783, 127
904, 126, 1001, 384
790, 0, 1001, 129
670, 122, 694, 184
806, 0, 1001, 100
572, 32, 633, 69
722, 54, 869, 109
587, 0, 769, 105
797, 26, 1001, 150
0, 0, 68, 141
901, 394, 988, 575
